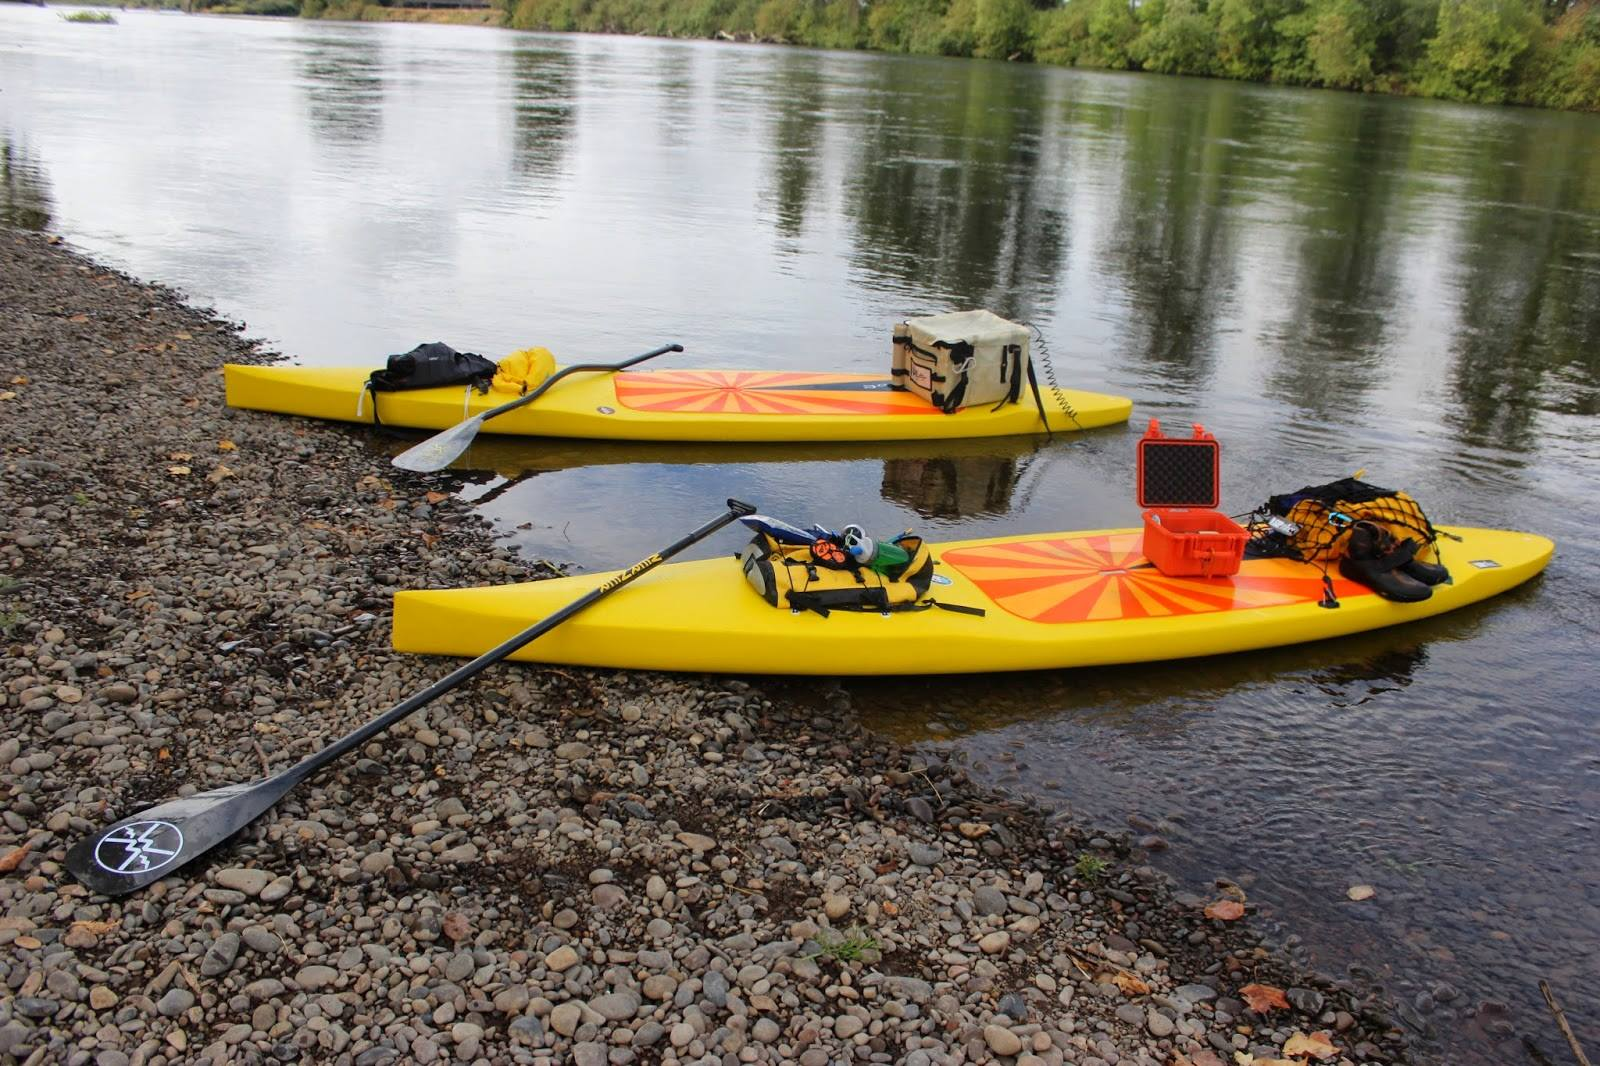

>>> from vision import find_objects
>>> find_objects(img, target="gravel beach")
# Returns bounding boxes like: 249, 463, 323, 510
0, 229, 1413, 1066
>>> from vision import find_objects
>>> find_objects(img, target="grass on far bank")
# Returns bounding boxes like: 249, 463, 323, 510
61, 9, 119, 21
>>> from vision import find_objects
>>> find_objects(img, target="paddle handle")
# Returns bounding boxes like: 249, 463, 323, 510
479, 342, 683, 423
283, 498, 755, 784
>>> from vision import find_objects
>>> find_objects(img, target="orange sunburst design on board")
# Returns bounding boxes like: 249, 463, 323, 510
942, 533, 1370, 624
613, 370, 939, 416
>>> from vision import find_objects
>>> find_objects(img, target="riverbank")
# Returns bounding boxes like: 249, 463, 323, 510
314, 0, 1600, 115
0, 228, 1411, 1064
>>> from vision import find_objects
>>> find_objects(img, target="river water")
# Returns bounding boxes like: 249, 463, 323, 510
3, 9, 1597, 1062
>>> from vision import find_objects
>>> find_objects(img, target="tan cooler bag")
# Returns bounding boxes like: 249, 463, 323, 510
891, 310, 1030, 413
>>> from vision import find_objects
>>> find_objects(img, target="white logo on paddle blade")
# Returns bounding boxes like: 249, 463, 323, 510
94, 821, 184, 876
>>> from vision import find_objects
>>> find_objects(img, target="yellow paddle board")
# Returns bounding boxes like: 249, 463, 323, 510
392, 525, 1552, 675
222, 364, 1131, 442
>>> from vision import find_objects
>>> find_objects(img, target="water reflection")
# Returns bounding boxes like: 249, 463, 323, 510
1101, 79, 1242, 386
651, 46, 698, 152
855, 613, 1463, 741
0, 137, 51, 231
1446, 116, 1600, 449
843, 59, 1070, 312
880, 450, 1032, 518
506, 44, 575, 182
1268, 97, 1411, 417
758, 51, 827, 244
301, 33, 385, 147
446, 433, 1045, 521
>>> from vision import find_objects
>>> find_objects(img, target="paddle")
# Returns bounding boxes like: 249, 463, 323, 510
65, 498, 757, 897
391, 343, 684, 473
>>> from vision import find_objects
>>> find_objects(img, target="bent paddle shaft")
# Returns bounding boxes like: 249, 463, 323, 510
391, 343, 684, 473
65, 498, 757, 896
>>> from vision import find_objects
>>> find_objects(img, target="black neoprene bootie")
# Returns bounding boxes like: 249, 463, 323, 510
1338, 521, 1433, 602
1399, 546, 1450, 586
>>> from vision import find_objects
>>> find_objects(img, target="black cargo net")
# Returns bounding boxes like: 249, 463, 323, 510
1247, 478, 1438, 563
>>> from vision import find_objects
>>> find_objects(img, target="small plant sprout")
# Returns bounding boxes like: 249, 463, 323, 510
1074, 853, 1108, 882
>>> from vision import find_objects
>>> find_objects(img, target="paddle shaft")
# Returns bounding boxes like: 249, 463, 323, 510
277, 497, 754, 787
477, 343, 682, 425
64, 500, 754, 896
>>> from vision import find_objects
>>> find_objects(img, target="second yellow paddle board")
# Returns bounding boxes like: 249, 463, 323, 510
223, 364, 1131, 442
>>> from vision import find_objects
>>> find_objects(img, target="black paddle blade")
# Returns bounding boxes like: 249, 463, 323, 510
65, 776, 293, 896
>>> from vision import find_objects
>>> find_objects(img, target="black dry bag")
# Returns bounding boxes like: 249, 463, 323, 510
367, 342, 497, 393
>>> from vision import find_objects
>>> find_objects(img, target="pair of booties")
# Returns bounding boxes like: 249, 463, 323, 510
1337, 521, 1450, 602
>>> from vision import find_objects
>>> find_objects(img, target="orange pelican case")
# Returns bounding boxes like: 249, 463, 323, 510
1137, 420, 1249, 578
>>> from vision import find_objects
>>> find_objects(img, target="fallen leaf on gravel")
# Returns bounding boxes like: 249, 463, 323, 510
419, 532, 438, 548
425, 491, 449, 504
1346, 884, 1375, 901
441, 912, 471, 942
167, 465, 191, 476
169, 451, 193, 461
1240, 983, 1290, 1013
377, 498, 398, 510
1234, 1056, 1299, 1066
218, 440, 237, 452
0, 392, 15, 401
69, 313, 88, 323
1283, 1031, 1337, 1059
9, 376, 26, 385
158, 748, 170, 761
1204, 899, 1245, 921
0, 842, 33, 872
957, 821, 990, 838
176, 332, 193, 341
158, 498, 184, 509
71, 919, 119, 936
1112, 971, 1150, 995
206, 464, 235, 484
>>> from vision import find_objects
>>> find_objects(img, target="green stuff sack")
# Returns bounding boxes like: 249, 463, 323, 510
738, 532, 937, 615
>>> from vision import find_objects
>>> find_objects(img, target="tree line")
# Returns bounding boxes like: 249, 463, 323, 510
487, 0, 1600, 111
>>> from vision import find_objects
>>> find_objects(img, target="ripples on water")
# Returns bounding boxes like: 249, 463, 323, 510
3, 9, 1598, 1061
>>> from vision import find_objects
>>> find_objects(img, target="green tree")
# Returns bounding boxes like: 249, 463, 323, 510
974, 0, 1035, 58
1370, 0, 1440, 75
1082, 0, 1140, 67
867, 0, 951, 52
1211, 0, 1294, 79
1421, 0, 1542, 101
1031, 2, 1091, 64
1134, 0, 1219, 73
1305, 0, 1378, 85
805, 0, 868, 49
1523, 1, 1600, 108
755, 0, 804, 40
